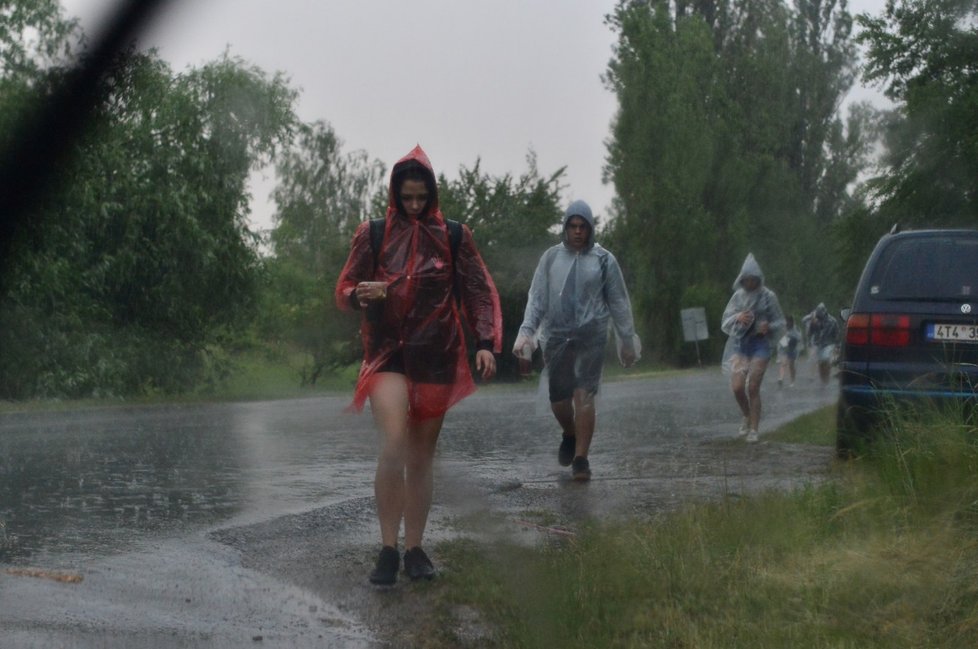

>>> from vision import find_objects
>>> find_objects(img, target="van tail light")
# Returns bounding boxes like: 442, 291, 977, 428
846, 313, 870, 345
871, 314, 911, 346
846, 313, 912, 347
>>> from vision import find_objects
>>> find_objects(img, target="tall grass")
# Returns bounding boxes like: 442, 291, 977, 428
428, 408, 978, 648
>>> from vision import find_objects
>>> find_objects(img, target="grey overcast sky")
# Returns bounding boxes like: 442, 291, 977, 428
59, 0, 888, 232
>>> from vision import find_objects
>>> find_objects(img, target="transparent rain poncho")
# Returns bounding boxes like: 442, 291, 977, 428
514, 201, 640, 401
803, 303, 840, 349
720, 253, 785, 373
335, 146, 502, 420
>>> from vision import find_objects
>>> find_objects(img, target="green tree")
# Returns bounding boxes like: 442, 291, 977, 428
604, 4, 723, 363
856, 0, 978, 226
0, 48, 297, 398
438, 153, 565, 378
0, 0, 77, 83
603, 0, 864, 363
265, 121, 386, 384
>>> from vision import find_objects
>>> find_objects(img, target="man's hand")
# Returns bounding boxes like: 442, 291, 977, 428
511, 335, 535, 358
475, 350, 496, 380
621, 347, 637, 368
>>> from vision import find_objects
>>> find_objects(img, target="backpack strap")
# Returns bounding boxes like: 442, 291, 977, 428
445, 218, 462, 264
369, 218, 385, 272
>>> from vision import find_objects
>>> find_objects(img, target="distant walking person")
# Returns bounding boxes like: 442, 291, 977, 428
777, 315, 802, 388
335, 145, 502, 585
513, 200, 640, 481
803, 303, 840, 386
721, 253, 785, 443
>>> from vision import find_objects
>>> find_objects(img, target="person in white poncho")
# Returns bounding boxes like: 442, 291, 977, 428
720, 253, 785, 442
513, 200, 641, 481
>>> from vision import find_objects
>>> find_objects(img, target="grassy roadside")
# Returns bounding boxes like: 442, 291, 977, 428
0, 351, 360, 414
0, 352, 690, 414
424, 406, 978, 648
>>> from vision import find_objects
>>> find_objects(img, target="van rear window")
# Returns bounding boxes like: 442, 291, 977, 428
868, 236, 978, 300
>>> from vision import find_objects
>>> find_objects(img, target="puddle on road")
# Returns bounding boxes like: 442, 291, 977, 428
0, 375, 838, 647
0, 399, 376, 564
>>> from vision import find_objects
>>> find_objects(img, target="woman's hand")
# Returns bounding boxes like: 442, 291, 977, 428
355, 281, 387, 308
736, 310, 755, 326
475, 350, 496, 381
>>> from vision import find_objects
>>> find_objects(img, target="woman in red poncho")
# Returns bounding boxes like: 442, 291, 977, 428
335, 145, 502, 585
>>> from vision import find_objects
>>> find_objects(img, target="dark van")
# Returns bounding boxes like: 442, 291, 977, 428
837, 229, 978, 455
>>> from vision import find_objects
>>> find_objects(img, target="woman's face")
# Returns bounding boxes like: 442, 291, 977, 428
740, 276, 760, 291
399, 179, 429, 217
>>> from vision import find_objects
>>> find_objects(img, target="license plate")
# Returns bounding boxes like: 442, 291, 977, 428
927, 323, 978, 343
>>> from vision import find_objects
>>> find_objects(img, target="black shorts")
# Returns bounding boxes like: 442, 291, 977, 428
543, 335, 607, 403
376, 349, 406, 374
374, 346, 454, 384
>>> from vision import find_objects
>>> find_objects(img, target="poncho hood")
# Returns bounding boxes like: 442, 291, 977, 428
732, 253, 765, 291
560, 200, 595, 251
387, 144, 440, 217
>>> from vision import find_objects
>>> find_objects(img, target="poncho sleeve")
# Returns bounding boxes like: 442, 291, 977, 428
335, 221, 373, 312
517, 248, 554, 339
455, 224, 503, 353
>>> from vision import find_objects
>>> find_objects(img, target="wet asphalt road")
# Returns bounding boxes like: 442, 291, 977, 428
0, 368, 837, 647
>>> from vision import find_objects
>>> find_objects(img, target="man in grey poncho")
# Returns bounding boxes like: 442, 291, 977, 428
720, 253, 785, 442
513, 200, 641, 481
802, 302, 840, 386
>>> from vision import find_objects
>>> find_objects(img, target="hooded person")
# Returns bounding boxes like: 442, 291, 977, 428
335, 144, 502, 585
776, 314, 803, 388
802, 302, 840, 385
720, 253, 785, 442
513, 199, 640, 481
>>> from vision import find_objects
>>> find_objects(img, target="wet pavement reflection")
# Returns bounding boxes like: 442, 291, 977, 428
0, 369, 836, 647
0, 397, 375, 565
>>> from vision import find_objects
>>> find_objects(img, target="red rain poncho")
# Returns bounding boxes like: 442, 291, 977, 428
335, 145, 502, 420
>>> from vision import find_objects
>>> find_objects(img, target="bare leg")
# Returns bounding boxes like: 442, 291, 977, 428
747, 358, 769, 430
730, 355, 750, 418
788, 358, 796, 384
403, 415, 444, 550
551, 399, 575, 437
369, 373, 410, 548
572, 389, 596, 458
818, 361, 831, 385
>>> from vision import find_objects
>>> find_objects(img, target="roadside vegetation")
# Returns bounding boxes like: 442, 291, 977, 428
6, 0, 977, 400
425, 406, 978, 648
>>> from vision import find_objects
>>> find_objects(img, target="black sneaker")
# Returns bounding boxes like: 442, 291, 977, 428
558, 435, 576, 467
571, 456, 591, 482
369, 545, 399, 585
403, 546, 436, 581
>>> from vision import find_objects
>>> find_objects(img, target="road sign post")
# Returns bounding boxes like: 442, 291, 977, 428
680, 307, 710, 366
